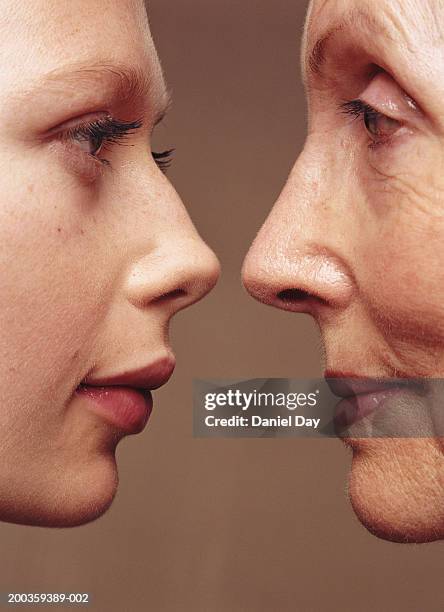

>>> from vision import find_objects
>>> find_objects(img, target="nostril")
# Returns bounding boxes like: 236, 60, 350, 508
154, 288, 187, 304
277, 288, 311, 303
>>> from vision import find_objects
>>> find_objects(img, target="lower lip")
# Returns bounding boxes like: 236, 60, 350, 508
334, 387, 405, 430
75, 385, 152, 434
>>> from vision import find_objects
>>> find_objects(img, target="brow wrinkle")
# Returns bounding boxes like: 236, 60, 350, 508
307, 7, 396, 78
308, 27, 342, 76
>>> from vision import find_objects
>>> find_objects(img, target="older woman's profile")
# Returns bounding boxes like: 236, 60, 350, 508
243, 0, 444, 543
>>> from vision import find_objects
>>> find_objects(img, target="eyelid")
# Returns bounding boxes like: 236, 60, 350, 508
46, 112, 174, 181
358, 71, 420, 122
45, 111, 110, 138
46, 113, 144, 181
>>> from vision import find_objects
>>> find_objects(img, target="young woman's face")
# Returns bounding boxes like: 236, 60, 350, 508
243, 0, 444, 542
0, 0, 219, 526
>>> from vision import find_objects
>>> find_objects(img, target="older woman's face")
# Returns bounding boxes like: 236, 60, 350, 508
243, 0, 444, 542
0, 0, 219, 526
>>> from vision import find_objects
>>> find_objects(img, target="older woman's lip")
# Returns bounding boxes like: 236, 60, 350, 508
325, 371, 425, 430
324, 371, 423, 398
324, 374, 407, 399
333, 388, 405, 429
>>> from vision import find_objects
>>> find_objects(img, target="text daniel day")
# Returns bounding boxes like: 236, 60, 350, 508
204, 415, 321, 429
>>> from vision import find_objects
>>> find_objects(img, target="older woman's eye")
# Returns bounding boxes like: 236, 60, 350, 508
364, 110, 400, 141
340, 100, 402, 145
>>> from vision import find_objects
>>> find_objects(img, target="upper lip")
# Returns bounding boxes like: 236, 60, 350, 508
81, 355, 176, 392
324, 370, 413, 399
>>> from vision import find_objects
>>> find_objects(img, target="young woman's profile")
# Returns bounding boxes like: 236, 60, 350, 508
0, 0, 219, 527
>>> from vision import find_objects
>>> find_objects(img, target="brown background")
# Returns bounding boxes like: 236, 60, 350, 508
1, 1, 442, 611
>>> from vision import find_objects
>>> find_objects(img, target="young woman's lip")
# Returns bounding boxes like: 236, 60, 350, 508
75, 385, 153, 434
82, 355, 176, 390
75, 355, 176, 434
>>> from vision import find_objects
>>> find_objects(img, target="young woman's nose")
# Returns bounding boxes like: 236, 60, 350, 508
242, 148, 355, 319
87, 175, 220, 376
124, 234, 220, 315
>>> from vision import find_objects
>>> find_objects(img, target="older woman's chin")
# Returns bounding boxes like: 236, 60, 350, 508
348, 440, 444, 543
0, 454, 119, 528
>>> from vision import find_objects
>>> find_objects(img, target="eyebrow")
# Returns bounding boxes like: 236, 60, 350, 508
12, 61, 171, 125
307, 8, 395, 78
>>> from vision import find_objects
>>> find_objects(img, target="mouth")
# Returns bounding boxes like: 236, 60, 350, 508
325, 371, 409, 399
75, 355, 176, 434
324, 370, 424, 432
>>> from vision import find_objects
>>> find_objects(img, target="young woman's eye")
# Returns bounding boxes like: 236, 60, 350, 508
56, 115, 174, 175
152, 149, 174, 173
62, 116, 143, 165
340, 100, 402, 145
72, 132, 104, 157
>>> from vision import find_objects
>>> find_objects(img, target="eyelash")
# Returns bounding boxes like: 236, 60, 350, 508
152, 149, 175, 172
61, 115, 174, 173
340, 99, 379, 122
339, 99, 402, 148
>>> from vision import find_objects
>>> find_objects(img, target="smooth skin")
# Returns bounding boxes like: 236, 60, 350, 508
0, 0, 219, 527
243, 0, 444, 542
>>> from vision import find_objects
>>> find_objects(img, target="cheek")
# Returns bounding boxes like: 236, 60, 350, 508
0, 177, 113, 430
0, 164, 127, 525
355, 160, 444, 366
365, 219, 444, 328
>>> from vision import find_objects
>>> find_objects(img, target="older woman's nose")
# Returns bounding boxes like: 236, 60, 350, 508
242, 161, 355, 318
243, 240, 354, 315
125, 235, 220, 315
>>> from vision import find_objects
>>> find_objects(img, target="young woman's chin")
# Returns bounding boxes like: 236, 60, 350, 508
0, 453, 119, 528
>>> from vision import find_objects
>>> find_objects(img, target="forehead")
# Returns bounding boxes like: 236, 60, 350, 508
301, 0, 444, 98
0, 0, 160, 92
303, 0, 443, 62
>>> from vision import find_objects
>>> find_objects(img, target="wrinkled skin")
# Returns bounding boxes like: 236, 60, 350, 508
243, 0, 444, 542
